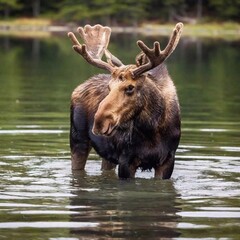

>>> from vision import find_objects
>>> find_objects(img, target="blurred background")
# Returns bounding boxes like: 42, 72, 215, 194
0, 0, 240, 25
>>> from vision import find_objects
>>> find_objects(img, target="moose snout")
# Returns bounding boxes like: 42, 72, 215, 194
92, 112, 118, 137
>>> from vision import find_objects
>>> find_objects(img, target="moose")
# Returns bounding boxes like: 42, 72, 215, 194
68, 23, 183, 179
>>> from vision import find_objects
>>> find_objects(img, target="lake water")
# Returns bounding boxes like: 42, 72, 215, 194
0, 32, 239, 239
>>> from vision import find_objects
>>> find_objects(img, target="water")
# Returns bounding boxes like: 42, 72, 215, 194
0, 33, 240, 239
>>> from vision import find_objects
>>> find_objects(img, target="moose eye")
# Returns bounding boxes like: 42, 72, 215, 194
119, 74, 124, 81
125, 85, 135, 96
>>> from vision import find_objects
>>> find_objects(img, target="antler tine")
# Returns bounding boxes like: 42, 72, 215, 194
105, 49, 124, 67
68, 24, 117, 73
131, 22, 183, 78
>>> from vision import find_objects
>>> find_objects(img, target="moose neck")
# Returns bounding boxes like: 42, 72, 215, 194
138, 80, 165, 133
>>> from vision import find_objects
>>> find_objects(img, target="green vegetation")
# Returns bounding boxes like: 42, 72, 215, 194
0, 0, 240, 39
0, 0, 19, 18
0, 0, 240, 24
141, 22, 240, 40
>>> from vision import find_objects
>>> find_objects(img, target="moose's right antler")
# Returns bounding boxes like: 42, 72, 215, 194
68, 24, 123, 73
131, 22, 183, 78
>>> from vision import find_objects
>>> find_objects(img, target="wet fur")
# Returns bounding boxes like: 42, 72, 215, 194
70, 65, 181, 178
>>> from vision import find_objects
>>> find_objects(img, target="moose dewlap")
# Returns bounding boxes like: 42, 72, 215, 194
68, 23, 183, 179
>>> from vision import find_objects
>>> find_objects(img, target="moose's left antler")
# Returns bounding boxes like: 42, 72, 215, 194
131, 22, 183, 78
68, 24, 123, 72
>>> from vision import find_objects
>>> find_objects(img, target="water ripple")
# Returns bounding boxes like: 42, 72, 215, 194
0, 222, 99, 229
0, 129, 66, 135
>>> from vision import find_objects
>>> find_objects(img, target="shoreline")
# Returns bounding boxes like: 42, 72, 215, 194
0, 19, 240, 40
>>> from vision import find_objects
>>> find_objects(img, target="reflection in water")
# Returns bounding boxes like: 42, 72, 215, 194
70, 170, 181, 239
31, 38, 40, 63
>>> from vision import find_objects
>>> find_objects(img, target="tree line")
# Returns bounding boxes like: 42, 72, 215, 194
0, 0, 240, 24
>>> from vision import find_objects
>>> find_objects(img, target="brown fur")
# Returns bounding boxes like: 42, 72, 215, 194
70, 64, 181, 179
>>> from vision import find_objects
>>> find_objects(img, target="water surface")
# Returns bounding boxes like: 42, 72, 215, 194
0, 33, 239, 239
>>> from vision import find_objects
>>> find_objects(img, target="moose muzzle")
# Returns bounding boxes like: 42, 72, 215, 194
92, 110, 118, 137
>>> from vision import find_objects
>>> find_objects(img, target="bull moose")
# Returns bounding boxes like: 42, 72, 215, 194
68, 23, 183, 179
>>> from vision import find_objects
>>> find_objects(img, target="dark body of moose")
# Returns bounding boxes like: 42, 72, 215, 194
68, 23, 183, 179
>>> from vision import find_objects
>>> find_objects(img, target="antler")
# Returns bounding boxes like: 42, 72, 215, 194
68, 24, 123, 72
131, 22, 183, 78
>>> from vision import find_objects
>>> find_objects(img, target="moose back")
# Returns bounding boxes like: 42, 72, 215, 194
68, 23, 183, 179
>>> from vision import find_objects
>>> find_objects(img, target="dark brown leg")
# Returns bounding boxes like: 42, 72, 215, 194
117, 159, 139, 179
101, 158, 116, 170
128, 159, 140, 178
154, 153, 175, 179
71, 146, 91, 170
129, 165, 137, 178
70, 105, 91, 170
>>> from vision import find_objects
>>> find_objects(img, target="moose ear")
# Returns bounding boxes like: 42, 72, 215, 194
146, 73, 154, 80
145, 64, 169, 82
